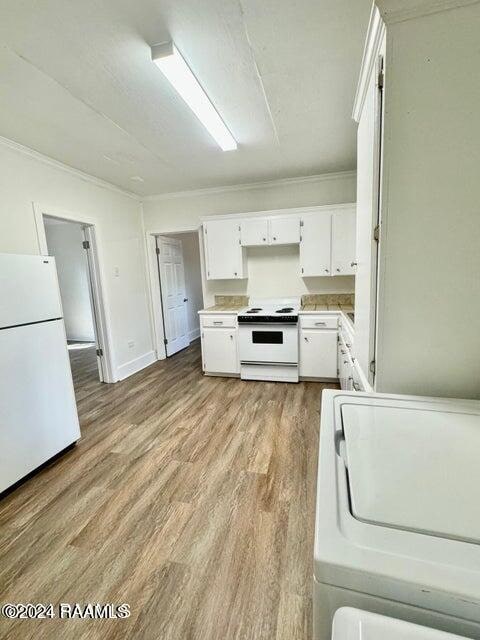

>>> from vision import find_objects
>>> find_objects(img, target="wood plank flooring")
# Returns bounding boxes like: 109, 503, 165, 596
0, 341, 338, 640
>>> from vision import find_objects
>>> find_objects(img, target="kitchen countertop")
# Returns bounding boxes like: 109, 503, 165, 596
198, 305, 247, 314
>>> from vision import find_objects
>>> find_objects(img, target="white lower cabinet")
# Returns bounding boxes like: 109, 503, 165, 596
300, 322, 338, 379
201, 326, 239, 375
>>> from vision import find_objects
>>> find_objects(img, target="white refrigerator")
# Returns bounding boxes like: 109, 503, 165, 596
0, 253, 81, 494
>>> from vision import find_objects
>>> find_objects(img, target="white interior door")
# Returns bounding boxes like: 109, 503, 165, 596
157, 236, 189, 357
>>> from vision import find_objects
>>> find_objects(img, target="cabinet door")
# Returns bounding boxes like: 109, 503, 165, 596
240, 218, 269, 246
204, 220, 244, 280
201, 327, 239, 374
300, 329, 337, 378
331, 209, 356, 275
300, 213, 332, 276
269, 216, 300, 245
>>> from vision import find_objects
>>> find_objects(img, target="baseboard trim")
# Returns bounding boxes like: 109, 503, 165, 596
188, 327, 200, 342
116, 351, 156, 381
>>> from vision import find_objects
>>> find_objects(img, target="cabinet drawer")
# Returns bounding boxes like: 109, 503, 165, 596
300, 315, 338, 330
201, 314, 237, 328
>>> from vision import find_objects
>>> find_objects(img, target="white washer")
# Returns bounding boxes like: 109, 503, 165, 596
333, 607, 471, 640
314, 391, 480, 640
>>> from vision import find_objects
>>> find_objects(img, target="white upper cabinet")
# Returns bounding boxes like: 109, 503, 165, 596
300, 213, 332, 276
240, 218, 269, 246
240, 215, 300, 246
331, 208, 357, 275
269, 216, 300, 245
204, 219, 246, 280
204, 206, 355, 280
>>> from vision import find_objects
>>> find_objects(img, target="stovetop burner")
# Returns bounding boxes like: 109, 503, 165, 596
276, 307, 294, 313
246, 308, 262, 314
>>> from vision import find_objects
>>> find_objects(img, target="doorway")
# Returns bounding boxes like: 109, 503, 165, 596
155, 232, 203, 358
43, 216, 105, 386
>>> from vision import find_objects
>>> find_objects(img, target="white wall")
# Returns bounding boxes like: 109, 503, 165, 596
376, 3, 480, 399
44, 218, 95, 342
144, 172, 357, 306
170, 232, 203, 340
205, 245, 354, 304
0, 141, 154, 381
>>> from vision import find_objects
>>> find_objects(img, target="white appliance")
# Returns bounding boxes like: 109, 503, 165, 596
237, 297, 300, 382
314, 390, 480, 640
0, 254, 81, 494
332, 608, 471, 640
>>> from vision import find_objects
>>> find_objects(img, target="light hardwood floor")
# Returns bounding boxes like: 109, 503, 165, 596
0, 341, 338, 640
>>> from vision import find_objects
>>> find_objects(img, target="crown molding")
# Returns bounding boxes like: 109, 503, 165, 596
0, 135, 141, 201
200, 202, 356, 223
0, 134, 358, 205
352, 4, 386, 123
376, 0, 480, 24
143, 170, 357, 202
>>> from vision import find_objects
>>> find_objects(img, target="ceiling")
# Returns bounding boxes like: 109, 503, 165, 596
0, 0, 371, 196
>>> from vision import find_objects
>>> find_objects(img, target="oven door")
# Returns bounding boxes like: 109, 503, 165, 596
238, 323, 298, 364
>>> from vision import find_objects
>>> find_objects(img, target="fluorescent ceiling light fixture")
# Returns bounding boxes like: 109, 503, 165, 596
151, 42, 237, 151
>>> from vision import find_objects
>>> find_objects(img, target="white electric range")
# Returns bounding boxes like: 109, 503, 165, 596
237, 297, 300, 382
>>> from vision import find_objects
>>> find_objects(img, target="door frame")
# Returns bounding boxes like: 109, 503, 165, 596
145, 225, 206, 360
33, 202, 115, 383
369, 51, 386, 388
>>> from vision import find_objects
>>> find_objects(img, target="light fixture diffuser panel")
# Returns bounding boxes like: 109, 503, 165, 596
152, 42, 237, 151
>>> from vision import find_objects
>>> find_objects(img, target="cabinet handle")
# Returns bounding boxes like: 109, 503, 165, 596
273, 236, 277, 241
304, 336, 308, 342
315, 321, 326, 326
213, 321, 223, 325
234, 272, 237, 276
230, 335, 233, 340
263, 237, 266, 241
336, 268, 341, 272
346, 343, 351, 348
183, 298, 188, 302
351, 261, 358, 267
324, 268, 329, 273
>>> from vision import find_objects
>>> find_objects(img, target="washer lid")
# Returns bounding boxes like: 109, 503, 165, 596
341, 400, 480, 544
332, 607, 469, 639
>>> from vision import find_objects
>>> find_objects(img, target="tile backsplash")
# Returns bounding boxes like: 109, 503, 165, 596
301, 293, 354, 307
